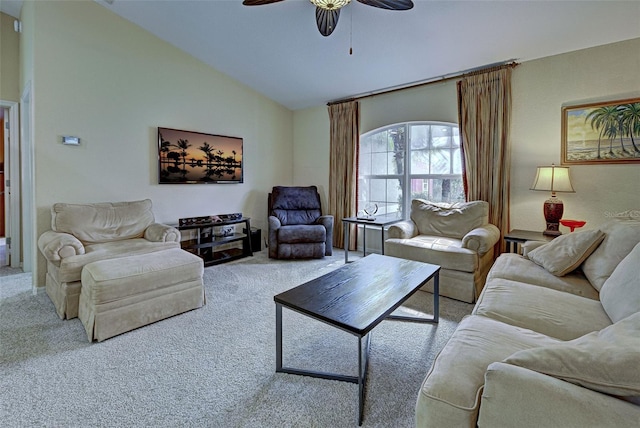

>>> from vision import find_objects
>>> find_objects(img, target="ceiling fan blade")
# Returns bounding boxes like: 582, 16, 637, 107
356, 0, 414, 11
242, 0, 286, 5
316, 7, 340, 37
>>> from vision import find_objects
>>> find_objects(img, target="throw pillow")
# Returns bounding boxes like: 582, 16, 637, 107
581, 218, 640, 291
526, 229, 605, 276
52, 199, 155, 244
504, 312, 640, 397
599, 242, 640, 323
410, 199, 488, 239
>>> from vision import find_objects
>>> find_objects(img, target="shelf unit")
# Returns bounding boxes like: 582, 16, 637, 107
174, 217, 253, 266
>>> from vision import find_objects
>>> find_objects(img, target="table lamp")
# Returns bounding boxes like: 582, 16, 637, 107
530, 164, 575, 236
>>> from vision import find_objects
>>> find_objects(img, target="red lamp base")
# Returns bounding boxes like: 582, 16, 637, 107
543, 197, 564, 236
560, 219, 586, 232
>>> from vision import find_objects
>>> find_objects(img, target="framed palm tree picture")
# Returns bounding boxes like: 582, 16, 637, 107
561, 97, 640, 165
158, 127, 243, 184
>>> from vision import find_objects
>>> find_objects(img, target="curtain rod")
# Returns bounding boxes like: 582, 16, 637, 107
327, 60, 519, 106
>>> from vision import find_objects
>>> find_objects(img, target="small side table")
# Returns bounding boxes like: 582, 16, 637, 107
504, 229, 555, 254
342, 216, 402, 263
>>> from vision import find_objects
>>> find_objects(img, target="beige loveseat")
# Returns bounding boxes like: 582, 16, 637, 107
416, 215, 640, 427
38, 199, 181, 319
385, 200, 500, 303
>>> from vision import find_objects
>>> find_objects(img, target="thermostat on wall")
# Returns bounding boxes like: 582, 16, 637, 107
62, 136, 80, 145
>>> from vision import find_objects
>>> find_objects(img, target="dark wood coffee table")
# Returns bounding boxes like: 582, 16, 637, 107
274, 254, 440, 425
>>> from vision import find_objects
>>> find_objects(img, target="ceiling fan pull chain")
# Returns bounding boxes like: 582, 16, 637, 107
349, 5, 353, 55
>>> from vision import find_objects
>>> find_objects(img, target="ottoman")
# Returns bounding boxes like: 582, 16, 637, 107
78, 248, 205, 342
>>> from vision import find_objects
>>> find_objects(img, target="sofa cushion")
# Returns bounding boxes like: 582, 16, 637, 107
277, 225, 326, 244
51, 199, 155, 244
57, 239, 180, 283
504, 312, 640, 396
385, 235, 477, 272
270, 186, 321, 226
486, 253, 599, 300
582, 218, 640, 291
81, 248, 204, 304
473, 279, 612, 340
416, 315, 560, 427
599, 242, 640, 323
526, 229, 604, 276
410, 199, 488, 239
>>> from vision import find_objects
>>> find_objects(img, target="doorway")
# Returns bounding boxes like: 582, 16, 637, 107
1, 100, 21, 270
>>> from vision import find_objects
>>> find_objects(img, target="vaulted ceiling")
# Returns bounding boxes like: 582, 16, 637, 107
2, 0, 639, 110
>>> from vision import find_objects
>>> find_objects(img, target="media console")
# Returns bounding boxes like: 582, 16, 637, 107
173, 217, 253, 266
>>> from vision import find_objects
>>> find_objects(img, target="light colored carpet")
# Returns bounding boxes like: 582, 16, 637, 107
0, 250, 473, 427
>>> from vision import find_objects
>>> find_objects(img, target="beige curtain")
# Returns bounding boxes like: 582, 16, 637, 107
328, 101, 359, 250
457, 66, 513, 254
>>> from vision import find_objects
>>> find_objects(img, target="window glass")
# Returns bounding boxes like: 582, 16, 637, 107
358, 122, 464, 219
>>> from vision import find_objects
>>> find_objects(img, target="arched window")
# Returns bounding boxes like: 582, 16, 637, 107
358, 121, 464, 219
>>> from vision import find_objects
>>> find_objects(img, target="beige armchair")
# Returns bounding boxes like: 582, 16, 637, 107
38, 199, 181, 319
384, 199, 500, 303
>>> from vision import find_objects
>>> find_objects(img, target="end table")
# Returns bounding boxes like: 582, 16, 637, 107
342, 216, 402, 263
504, 229, 555, 254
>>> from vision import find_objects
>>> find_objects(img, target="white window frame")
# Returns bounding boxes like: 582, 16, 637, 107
358, 121, 463, 220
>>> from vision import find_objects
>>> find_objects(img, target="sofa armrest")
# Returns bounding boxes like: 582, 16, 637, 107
144, 223, 181, 243
479, 362, 640, 428
387, 220, 418, 239
521, 240, 547, 257
316, 215, 334, 256
461, 224, 500, 255
268, 216, 282, 258
37, 230, 85, 262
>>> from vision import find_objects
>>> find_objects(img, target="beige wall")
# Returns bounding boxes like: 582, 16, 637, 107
17, 0, 640, 285
19, 2, 34, 94
293, 38, 640, 234
25, 0, 293, 285
292, 106, 330, 208
360, 80, 458, 135
1, 12, 20, 101
292, 80, 458, 205
511, 38, 640, 232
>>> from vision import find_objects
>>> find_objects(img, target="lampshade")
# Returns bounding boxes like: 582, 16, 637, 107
530, 164, 575, 195
530, 164, 575, 236
310, 0, 351, 10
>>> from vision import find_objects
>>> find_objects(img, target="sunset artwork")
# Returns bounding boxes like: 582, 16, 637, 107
562, 98, 640, 165
158, 127, 243, 183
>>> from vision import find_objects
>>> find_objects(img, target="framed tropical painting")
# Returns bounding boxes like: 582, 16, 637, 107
561, 97, 640, 165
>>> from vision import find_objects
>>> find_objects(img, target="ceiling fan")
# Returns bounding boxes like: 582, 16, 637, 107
242, 0, 414, 37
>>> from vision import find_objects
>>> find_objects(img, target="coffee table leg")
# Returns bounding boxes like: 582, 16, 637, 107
358, 332, 372, 426
386, 270, 440, 324
344, 222, 350, 264
358, 336, 363, 425
433, 272, 439, 323
274, 305, 374, 425
362, 225, 367, 257
276, 303, 283, 371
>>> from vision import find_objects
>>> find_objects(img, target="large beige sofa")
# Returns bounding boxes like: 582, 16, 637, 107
38, 199, 182, 319
416, 215, 640, 427
385, 200, 500, 303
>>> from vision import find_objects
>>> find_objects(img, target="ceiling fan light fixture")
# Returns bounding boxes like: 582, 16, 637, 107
310, 0, 351, 11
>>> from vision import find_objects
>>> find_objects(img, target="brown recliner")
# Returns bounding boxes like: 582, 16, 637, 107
268, 186, 333, 259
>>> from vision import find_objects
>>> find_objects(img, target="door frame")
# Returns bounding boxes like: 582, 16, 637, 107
20, 82, 35, 283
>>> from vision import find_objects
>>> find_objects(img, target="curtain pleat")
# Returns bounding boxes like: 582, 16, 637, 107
457, 67, 512, 255
328, 101, 359, 250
